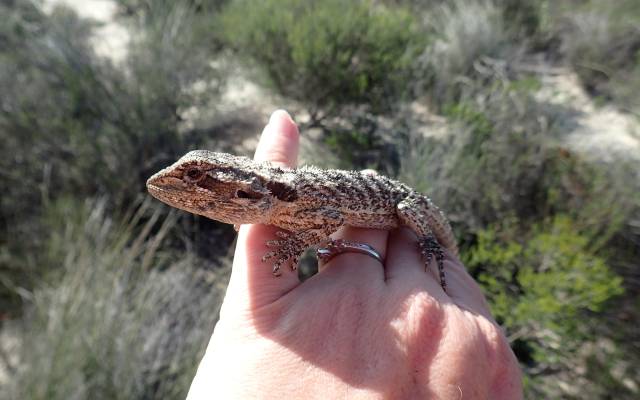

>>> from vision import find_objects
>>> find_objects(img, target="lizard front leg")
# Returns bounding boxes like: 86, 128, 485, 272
397, 194, 448, 292
263, 208, 343, 275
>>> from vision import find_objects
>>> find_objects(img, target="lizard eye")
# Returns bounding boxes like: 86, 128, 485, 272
184, 167, 205, 182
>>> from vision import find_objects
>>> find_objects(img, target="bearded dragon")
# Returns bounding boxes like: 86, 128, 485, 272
146, 150, 457, 291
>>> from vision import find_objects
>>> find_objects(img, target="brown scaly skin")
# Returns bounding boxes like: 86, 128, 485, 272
147, 150, 458, 291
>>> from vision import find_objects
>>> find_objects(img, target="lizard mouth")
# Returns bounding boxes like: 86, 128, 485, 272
146, 175, 186, 201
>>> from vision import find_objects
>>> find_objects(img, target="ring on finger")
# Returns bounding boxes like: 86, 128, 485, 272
316, 239, 384, 265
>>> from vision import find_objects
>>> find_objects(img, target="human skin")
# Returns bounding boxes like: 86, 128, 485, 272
186, 110, 523, 399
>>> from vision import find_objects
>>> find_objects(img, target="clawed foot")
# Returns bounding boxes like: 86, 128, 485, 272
419, 235, 447, 292
263, 231, 303, 275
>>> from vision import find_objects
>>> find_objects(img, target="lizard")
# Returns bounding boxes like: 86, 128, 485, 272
146, 150, 458, 291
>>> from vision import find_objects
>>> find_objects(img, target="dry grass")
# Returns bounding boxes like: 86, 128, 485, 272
3, 199, 230, 400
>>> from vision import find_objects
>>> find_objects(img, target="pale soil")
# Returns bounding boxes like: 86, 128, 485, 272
43, 0, 130, 64
535, 70, 640, 162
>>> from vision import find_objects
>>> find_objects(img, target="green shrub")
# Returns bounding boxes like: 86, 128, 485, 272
466, 216, 625, 398
495, 0, 556, 45
318, 110, 409, 174
221, 0, 419, 117
3, 199, 229, 400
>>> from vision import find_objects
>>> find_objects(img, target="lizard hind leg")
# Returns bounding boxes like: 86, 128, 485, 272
397, 196, 448, 292
419, 235, 447, 292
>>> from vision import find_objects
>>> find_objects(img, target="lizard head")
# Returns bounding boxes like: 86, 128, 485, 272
146, 150, 294, 224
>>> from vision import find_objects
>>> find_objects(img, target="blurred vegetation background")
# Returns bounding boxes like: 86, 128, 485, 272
0, 0, 638, 398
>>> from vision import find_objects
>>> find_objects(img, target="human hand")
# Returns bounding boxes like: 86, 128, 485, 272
187, 110, 523, 399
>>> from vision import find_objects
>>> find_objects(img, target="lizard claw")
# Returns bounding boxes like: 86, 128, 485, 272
262, 251, 277, 262
265, 231, 291, 247
419, 235, 447, 292
269, 254, 298, 275
272, 261, 284, 276
263, 250, 302, 274
266, 239, 286, 247
290, 254, 300, 271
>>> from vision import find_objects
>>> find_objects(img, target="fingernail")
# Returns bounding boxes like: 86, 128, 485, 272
269, 109, 295, 126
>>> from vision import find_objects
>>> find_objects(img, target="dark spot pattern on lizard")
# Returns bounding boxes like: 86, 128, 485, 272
266, 181, 298, 202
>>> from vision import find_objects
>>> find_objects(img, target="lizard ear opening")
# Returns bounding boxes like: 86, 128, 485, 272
265, 181, 298, 202
235, 189, 264, 200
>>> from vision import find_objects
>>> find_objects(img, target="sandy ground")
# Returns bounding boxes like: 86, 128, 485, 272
43, 0, 129, 64
535, 70, 640, 162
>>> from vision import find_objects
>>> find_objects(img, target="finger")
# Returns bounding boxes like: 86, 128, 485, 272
317, 227, 389, 282
438, 251, 494, 320
385, 228, 494, 318
254, 109, 299, 167
225, 110, 301, 311
385, 228, 446, 297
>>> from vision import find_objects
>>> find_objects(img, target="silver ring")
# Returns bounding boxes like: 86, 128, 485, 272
316, 239, 384, 264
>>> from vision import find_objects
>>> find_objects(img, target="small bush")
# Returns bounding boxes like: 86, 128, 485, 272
429, 0, 506, 76
416, 0, 515, 106
221, 0, 419, 116
496, 0, 552, 42
561, 2, 640, 109
316, 109, 409, 174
